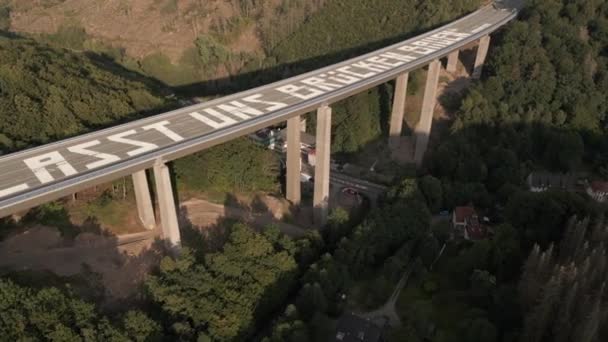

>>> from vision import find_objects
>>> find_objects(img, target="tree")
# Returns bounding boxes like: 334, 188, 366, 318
0, 279, 144, 341
147, 224, 298, 341
418, 175, 443, 213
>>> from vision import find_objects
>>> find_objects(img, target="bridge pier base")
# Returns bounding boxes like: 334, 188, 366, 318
313, 105, 332, 226
473, 35, 491, 79
132, 170, 156, 230
153, 162, 181, 251
286, 116, 302, 205
447, 50, 459, 73
389, 73, 409, 149
414, 59, 441, 166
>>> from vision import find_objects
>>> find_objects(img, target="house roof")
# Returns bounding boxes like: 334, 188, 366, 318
454, 206, 477, 223
590, 181, 608, 193
334, 314, 383, 342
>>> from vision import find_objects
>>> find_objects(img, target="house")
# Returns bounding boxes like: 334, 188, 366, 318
452, 206, 488, 241
527, 172, 576, 192
587, 181, 608, 202
334, 313, 384, 342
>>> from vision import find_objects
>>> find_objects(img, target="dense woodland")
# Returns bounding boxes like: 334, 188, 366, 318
1, 0, 608, 341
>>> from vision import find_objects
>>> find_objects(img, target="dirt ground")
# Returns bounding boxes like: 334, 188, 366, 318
0, 226, 160, 304
0, 193, 311, 303
9, 0, 260, 62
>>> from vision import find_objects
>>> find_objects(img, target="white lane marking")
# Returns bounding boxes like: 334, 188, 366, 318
190, 109, 237, 129
143, 121, 184, 142
243, 94, 288, 111
471, 23, 491, 33
0, 184, 29, 198
67, 140, 121, 169
218, 101, 264, 120
108, 130, 158, 156
23, 151, 78, 184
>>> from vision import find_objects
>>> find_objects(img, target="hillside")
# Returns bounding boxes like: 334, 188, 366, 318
1, 0, 329, 86
0, 34, 167, 152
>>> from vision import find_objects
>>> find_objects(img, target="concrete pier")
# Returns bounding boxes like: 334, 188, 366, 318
300, 118, 307, 132
286, 116, 302, 205
313, 106, 332, 225
472, 35, 490, 79
447, 50, 459, 73
132, 170, 156, 230
153, 162, 181, 250
414, 59, 441, 165
389, 73, 409, 148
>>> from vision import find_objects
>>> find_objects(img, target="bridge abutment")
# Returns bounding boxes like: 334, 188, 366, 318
153, 162, 181, 251
414, 59, 441, 166
313, 105, 332, 226
473, 35, 491, 79
389, 73, 409, 149
132, 170, 156, 230
286, 116, 302, 205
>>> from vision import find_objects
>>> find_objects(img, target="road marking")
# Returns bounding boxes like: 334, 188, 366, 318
23, 151, 78, 184
471, 23, 492, 33
108, 130, 158, 156
0, 184, 29, 198
67, 140, 121, 169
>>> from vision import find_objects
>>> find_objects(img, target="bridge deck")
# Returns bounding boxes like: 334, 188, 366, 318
0, 3, 518, 217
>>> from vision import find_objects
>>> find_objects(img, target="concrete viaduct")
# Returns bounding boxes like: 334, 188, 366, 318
0, 2, 520, 250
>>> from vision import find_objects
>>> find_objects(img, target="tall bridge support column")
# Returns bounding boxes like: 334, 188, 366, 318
472, 35, 491, 79
414, 59, 441, 166
153, 162, 181, 251
286, 116, 302, 205
300, 118, 307, 133
313, 105, 332, 226
389, 73, 409, 148
132, 170, 156, 230
446, 50, 459, 73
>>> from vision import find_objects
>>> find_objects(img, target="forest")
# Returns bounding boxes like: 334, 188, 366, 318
1, 0, 608, 341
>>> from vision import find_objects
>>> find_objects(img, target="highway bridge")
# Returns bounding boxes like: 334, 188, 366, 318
0, 2, 521, 249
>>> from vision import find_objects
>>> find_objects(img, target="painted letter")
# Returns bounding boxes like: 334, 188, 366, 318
218, 101, 264, 120
276, 84, 325, 100
68, 140, 121, 169
23, 151, 78, 184
142, 121, 184, 142
301, 77, 342, 91
108, 130, 158, 156
243, 94, 288, 111
190, 109, 237, 129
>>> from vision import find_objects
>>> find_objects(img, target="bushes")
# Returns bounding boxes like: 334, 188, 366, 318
0, 279, 158, 341
173, 138, 280, 194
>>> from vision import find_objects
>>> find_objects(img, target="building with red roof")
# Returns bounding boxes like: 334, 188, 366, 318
452, 206, 488, 241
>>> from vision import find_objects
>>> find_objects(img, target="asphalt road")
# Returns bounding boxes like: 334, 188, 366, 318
0, 2, 519, 217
